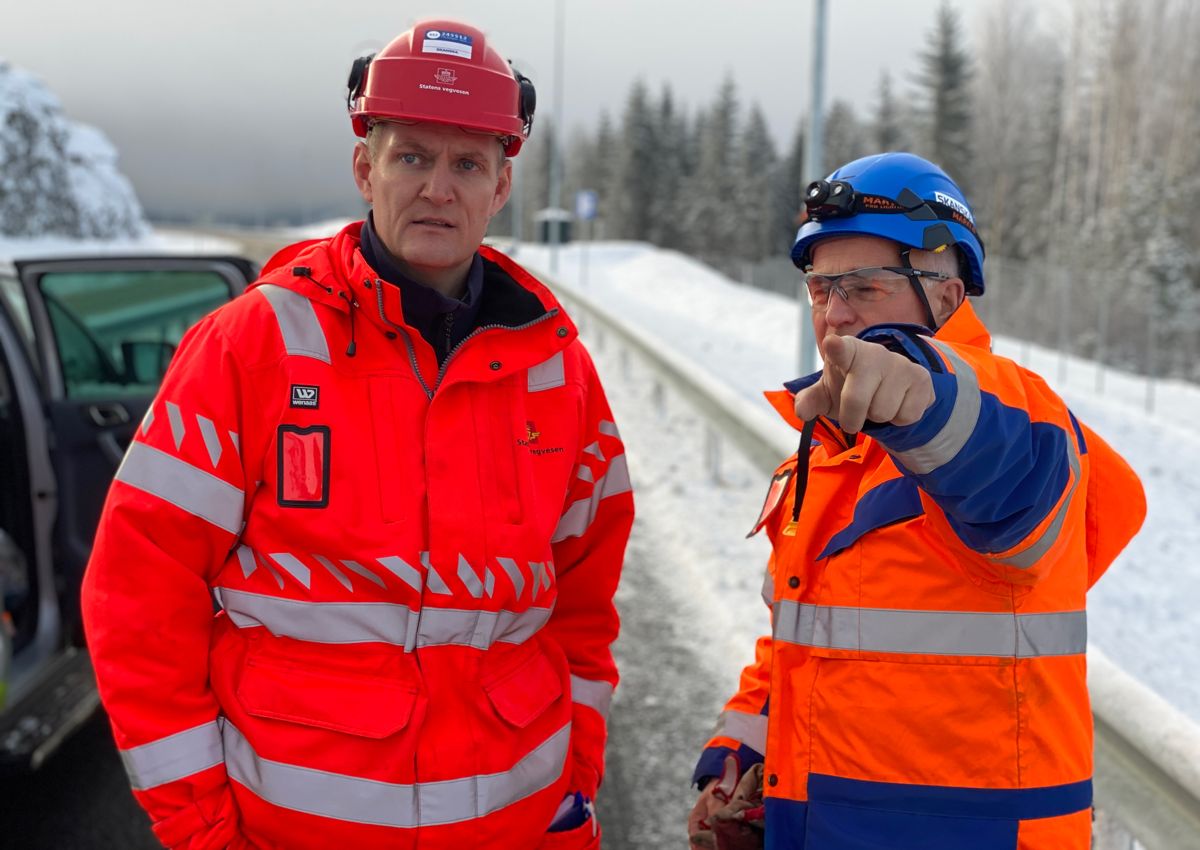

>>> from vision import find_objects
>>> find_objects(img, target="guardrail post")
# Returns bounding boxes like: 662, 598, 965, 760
652, 378, 666, 418
705, 424, 722, 484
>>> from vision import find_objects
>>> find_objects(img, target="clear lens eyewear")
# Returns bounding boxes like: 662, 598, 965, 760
804, 266, 949, 309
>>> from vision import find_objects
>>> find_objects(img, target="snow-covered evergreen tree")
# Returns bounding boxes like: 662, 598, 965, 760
913, 2, 973, 193
0, 60, 146, 239
873, 71, 905, 152
822, 100, 868, 176
608, 80, 658, 241
735, 105, 778, 262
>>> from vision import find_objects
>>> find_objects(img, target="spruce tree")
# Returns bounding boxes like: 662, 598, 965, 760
874, 71, 904, 152
736, 105, 779, 262
914, 1, 973, 191
608, 80, 658, 240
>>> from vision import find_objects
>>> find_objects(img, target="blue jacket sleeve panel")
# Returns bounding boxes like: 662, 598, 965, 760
863, 336, 1081, 577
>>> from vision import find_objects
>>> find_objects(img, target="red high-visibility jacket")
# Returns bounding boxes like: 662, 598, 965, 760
695, 302, 1145, 850
83, 222, 633, 850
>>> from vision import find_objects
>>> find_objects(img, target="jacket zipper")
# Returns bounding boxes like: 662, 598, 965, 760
372, 279, 560, 399
433, 308, 561, 391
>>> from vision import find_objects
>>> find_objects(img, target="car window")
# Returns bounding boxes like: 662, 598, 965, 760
37, 269, 231, 399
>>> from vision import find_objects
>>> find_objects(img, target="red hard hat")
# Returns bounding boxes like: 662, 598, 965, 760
347, 20, 535, 156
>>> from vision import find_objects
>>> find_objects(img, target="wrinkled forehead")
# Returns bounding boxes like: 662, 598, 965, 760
808, 235, 902, 271
368, 119, 505, 162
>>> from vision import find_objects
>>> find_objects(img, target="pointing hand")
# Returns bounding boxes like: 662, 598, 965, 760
793, 334, 935, 433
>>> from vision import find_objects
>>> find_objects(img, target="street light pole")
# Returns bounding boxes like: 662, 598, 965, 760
549, 0, 565, 274
798, 0, 828, 377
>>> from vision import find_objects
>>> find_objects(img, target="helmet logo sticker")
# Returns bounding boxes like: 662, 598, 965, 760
422, 29, 473, 60
935, 191, 974, 224
434, 68, 458, 85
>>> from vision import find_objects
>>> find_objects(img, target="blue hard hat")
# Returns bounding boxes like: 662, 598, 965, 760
790, 152, 985, 295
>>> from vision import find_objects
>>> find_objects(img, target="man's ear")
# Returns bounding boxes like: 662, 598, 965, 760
489, 158, 513, 218
934, 277, 966, 324
352, 141, 373, 204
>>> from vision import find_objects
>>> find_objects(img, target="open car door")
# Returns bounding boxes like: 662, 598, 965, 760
15, 255, 255, 636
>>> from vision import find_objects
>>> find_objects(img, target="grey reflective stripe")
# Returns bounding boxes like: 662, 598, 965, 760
269, 553, 312, 589
497, 557, 526, 598
377, 556, 422, 594
712, 710, 767, 755
237, 545, 257, 579
116, 441, 244, 535
223, 720, 570, 828
760, 567, 774, 608
577, 465, 594, 483
121, 720, 224, 791
991, 445, 1082, 569
166, 401, 186, 449
552, 453, 632, 542
341, 559, 387, 589
218, 587, 552, 651
221, 587, 417, 647
423, 551, 452, 595
313, 554, 353, 592
259, 284, 331, 364
570, 675, 614, 719
598, 420, 621, 439
773, 601, 1086, 658
416, 605, 553, 650
458, 555, 484, 598
891, 341, 981, 474
141, 403, 155, 436
197, 414, 222, 467
527, 352, 565, 391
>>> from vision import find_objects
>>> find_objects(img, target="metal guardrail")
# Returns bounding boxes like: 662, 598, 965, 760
545, 270, 1200, 850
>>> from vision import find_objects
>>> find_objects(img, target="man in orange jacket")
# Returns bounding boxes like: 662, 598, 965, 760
82, 19, 633, 850
688, 153, 1145, 850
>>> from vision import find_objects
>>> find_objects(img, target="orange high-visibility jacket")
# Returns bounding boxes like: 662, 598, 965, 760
695, 301, 1145, 850
82, 222, 634, 850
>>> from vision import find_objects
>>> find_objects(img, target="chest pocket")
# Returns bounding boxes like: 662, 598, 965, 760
815, 476, 924, 561
472, 377, 529, 526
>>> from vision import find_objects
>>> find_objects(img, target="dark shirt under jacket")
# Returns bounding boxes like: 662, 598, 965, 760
360, 213, 484, 364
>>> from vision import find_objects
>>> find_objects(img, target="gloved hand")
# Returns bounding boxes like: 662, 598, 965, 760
687, 755, 740, 849
708, 764, 765, 850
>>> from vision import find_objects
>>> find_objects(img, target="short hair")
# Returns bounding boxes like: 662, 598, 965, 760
912, 244, 965, 280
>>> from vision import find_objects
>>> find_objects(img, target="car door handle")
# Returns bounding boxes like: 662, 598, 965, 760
87, 403, 131, 427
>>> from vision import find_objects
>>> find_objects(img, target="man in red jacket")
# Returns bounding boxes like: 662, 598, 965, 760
83, 19, 633, 850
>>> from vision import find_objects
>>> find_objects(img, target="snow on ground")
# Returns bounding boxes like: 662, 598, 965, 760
514, 239, 1200, 724
0, 228, 240, 263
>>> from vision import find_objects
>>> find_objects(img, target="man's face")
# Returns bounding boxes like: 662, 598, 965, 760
808, 235, 962, 358
352, 121, 511, 290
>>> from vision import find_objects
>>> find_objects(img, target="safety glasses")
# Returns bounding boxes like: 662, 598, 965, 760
803, 266, 949, 309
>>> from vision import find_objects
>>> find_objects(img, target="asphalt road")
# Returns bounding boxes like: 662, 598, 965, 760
0, 710, 158, 849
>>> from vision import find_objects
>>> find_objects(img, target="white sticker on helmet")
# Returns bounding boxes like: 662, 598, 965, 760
934, 191, 974, 224
422, 30, 473, 60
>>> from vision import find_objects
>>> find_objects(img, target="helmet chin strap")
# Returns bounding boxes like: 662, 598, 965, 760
900, 248, 940, 332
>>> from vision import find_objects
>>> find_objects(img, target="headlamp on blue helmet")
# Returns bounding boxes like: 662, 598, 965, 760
791, 153, 986, 296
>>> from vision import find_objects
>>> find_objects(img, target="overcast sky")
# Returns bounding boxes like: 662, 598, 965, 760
4, 0, 1028, 223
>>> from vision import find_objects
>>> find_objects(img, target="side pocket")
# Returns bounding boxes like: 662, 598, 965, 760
483, 643, 563, 728
237, 646, 418, 739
